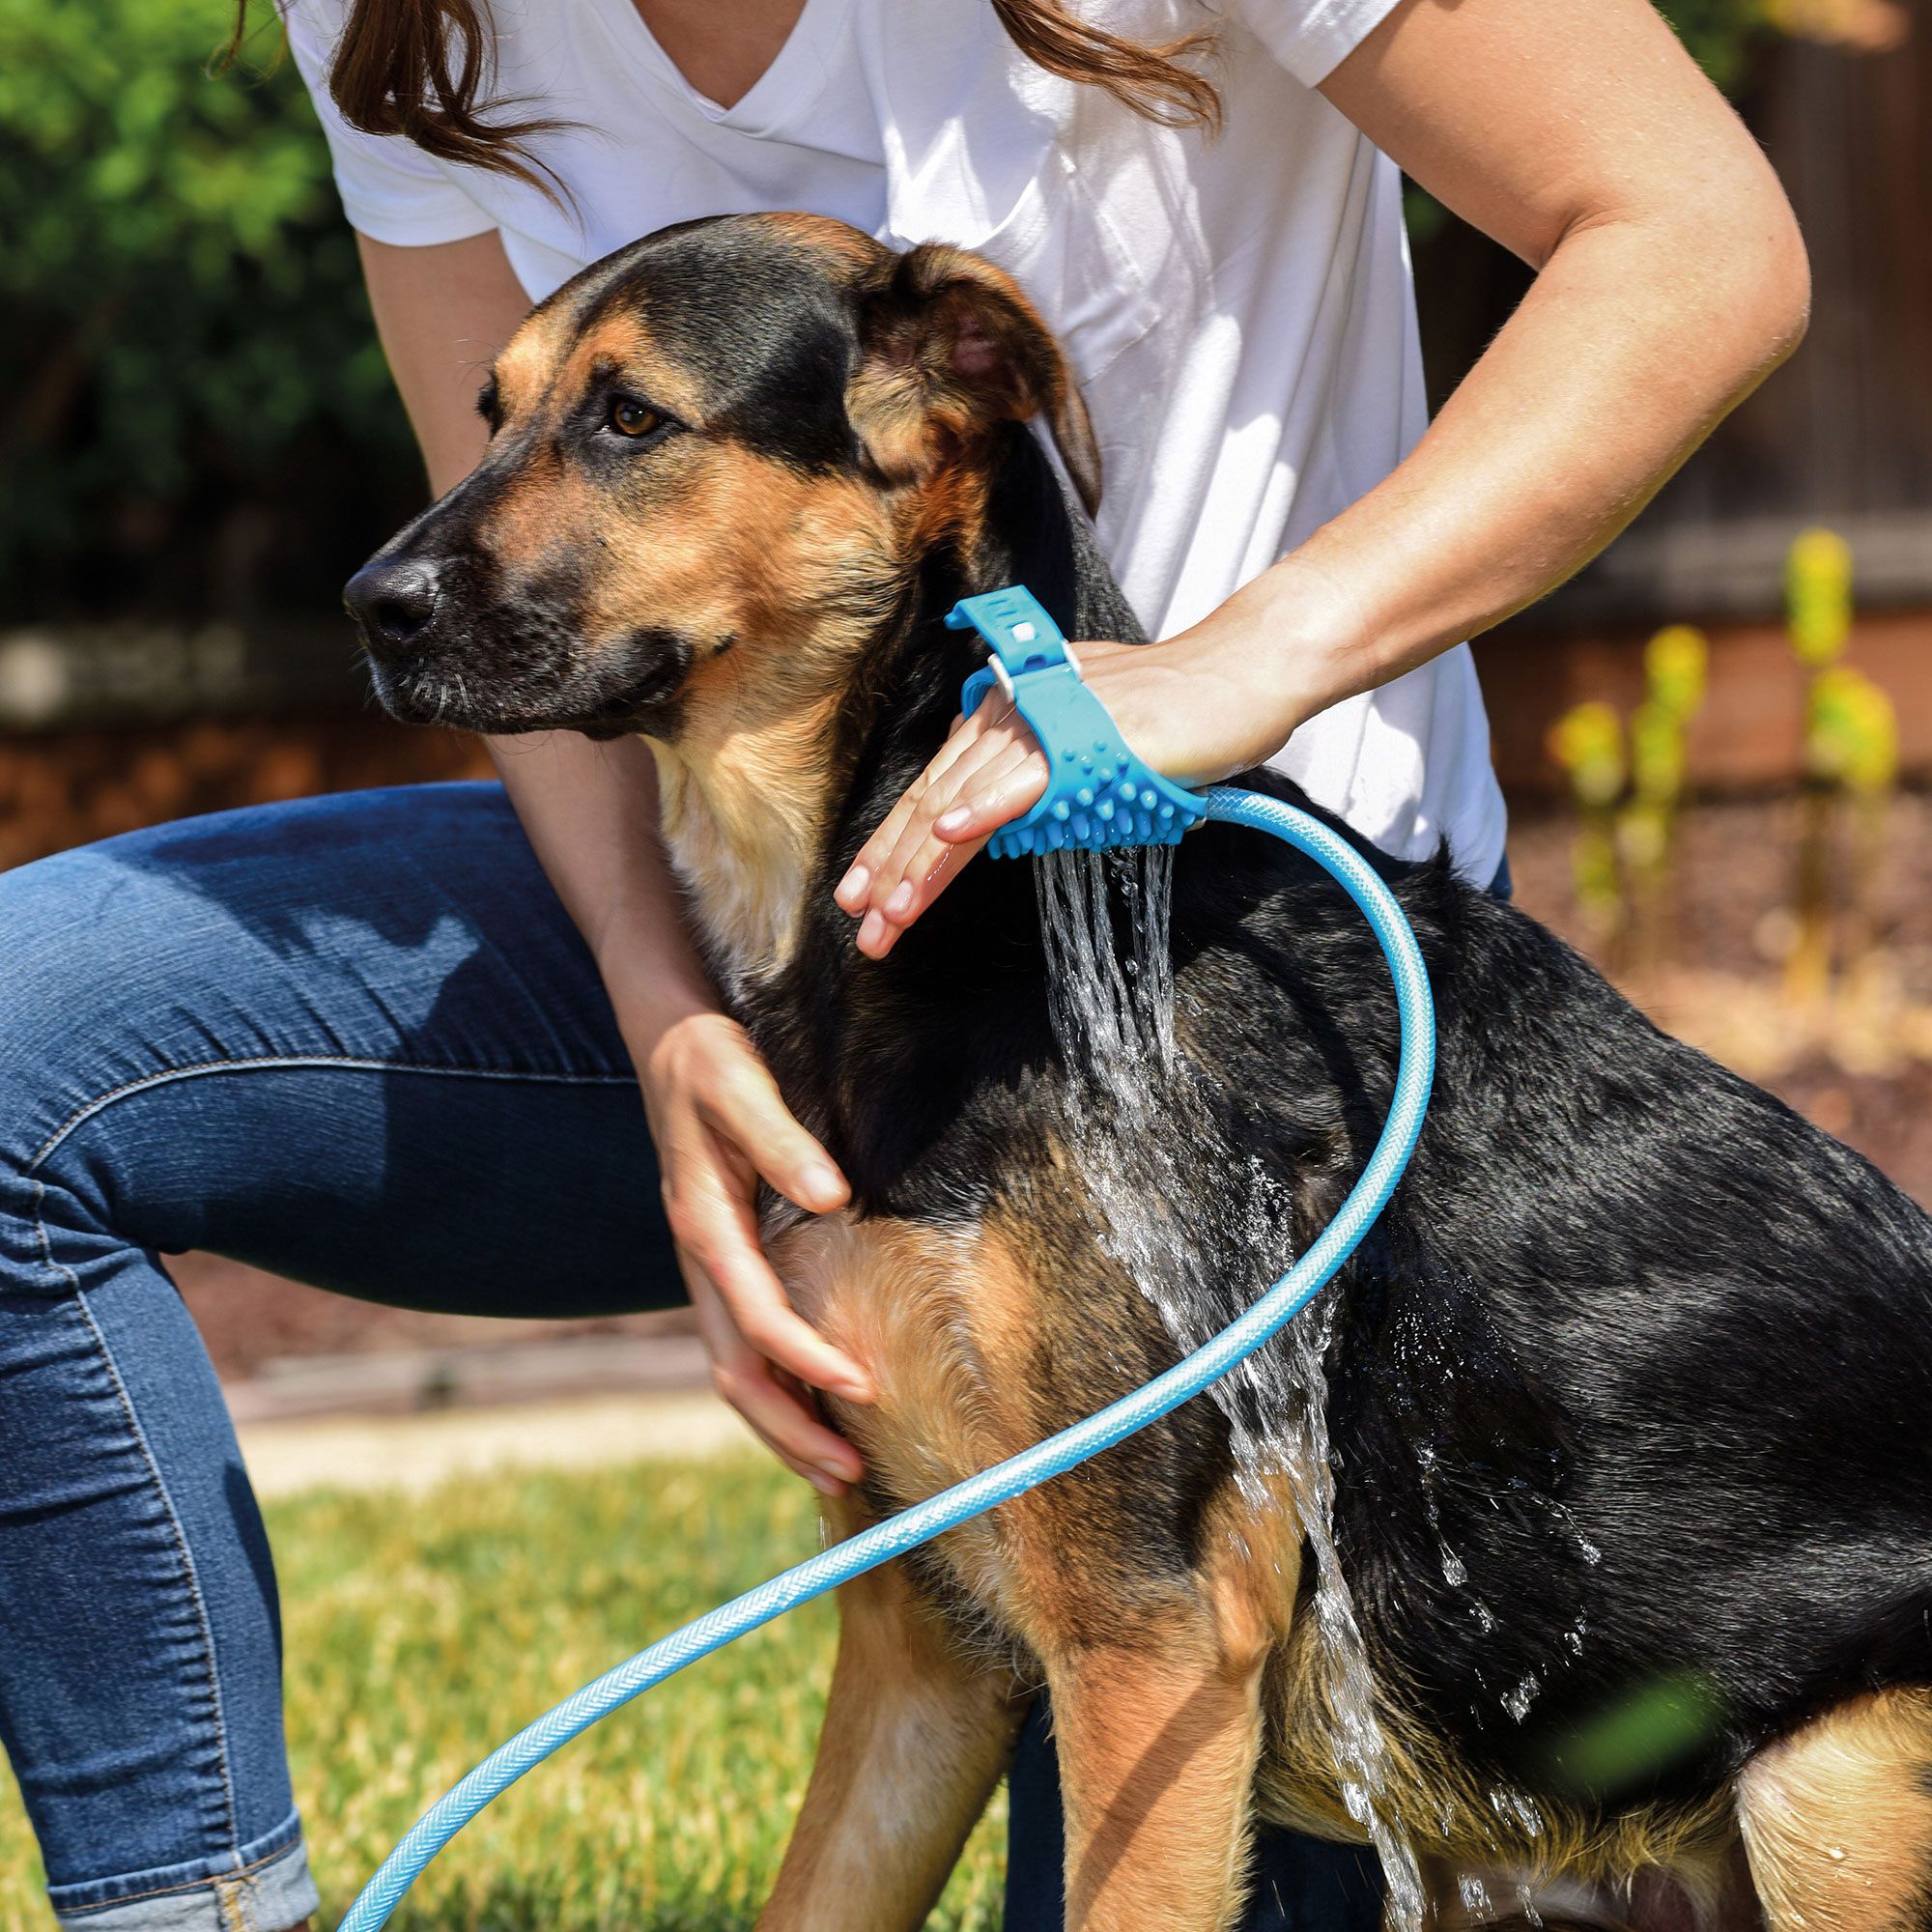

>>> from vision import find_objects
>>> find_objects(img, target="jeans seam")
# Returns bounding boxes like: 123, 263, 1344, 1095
27, 1056, 637, 1174
66, 1290, 243, 1861
215, 1874, 248, 1932
56, 1834, 304, 1913
30, 1177, 83, 1296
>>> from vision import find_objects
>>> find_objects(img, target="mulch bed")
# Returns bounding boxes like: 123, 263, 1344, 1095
0, 711, 492, 871
1509, 788, 1932, 1202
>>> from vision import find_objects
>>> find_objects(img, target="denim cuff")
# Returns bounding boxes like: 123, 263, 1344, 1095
48, 1809, 318, 1932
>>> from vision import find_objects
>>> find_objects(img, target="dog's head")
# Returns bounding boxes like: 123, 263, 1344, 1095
345, 213, 1100, 746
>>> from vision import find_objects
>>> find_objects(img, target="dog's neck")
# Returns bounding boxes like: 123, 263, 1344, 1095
649, 689, 848, 1003
646, 426, 1141, 1001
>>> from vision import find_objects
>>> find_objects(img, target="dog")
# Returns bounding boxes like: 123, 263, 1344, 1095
346, 213, 1932, 1932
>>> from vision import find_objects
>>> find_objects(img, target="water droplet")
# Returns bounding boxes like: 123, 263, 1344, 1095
1487, 1785, 1547, 1838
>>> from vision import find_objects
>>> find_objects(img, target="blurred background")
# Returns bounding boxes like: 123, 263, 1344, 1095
0, 9, 1925, 1923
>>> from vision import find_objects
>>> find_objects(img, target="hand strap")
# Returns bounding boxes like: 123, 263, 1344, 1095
947, 587, 1208, 859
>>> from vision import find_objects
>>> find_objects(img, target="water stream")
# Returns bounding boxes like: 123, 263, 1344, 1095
1033, 848, 1429, 1932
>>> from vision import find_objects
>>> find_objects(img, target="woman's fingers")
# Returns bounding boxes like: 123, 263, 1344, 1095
646, 1020, 870, 1402
666, 1127, 871, 1405
838, 699, 1036, 916
834, 703, 1009, 913
837, 633, 1247, 949
931, 737, 1049, 841
697, 1042, 851, 1217
842, 709, 1046, 954
853, 838, 987, 958
636, 1009, 871, 1494
662, 1125, 871, 1492
684, 1265, 863, 1494
853, 736, 1047, 958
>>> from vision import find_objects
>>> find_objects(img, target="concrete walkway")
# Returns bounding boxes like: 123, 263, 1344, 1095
237, 1389, 756, 1500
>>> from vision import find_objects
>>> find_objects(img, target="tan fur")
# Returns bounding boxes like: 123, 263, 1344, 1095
771, 1210, 1269, 1929
469, 226, 1103, 985
488, 302, 574, 418
469, 449, 900, 994
1049, 1625, 1269, 1932
1036, 1485, 1307, 1931
1737, 1688, 1932, 1932
849, 242, 1102, 518
1421, 1841, 1759, 1932
638, 458, 905, 989
754, 1495, 1024, 1932
768, 1209, 1758, 1928
485, 320, 910, 989
775, 1212, 1044, 1623
1258, 1613, 1737, 1889
761, 211, 887, 271
473, 408, 905, 986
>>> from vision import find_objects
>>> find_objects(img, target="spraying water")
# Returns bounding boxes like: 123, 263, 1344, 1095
1034, 848, 1428, 1932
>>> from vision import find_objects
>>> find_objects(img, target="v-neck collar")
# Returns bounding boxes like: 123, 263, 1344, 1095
592, 0, 856, 138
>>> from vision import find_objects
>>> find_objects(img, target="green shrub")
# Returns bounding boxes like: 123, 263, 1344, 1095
0, 0, 416, 619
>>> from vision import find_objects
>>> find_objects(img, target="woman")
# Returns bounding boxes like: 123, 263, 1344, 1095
0, 0, 1804, 1926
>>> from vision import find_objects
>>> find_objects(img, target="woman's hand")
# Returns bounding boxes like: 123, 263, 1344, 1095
633, 1006, 874, 1496
833, 618, 1324, 959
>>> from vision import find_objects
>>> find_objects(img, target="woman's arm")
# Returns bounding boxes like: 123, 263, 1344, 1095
357, 231, 871, 1492
1262, 0, 1809, 701
836, 0, 1809, 955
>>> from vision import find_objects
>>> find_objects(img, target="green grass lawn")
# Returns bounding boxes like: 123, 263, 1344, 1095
0, 1455, 1008, 1931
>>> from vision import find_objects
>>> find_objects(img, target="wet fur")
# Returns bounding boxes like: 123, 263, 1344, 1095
353, 214, 1932, 1932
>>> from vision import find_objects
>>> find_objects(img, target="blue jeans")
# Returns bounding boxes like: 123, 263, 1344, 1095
0, 781, 1381, 1932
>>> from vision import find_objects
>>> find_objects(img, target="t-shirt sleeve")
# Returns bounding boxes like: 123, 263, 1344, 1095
282, 0, 497, 245
1211, 0, 1405, 88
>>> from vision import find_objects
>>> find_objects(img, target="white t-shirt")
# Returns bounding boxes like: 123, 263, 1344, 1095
287, 0, 1507, 883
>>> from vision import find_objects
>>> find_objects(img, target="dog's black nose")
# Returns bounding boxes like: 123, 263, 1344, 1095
345, 557, 442, 653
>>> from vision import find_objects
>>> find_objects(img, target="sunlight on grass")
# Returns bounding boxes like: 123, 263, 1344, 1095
0, 1455, 1007, 1932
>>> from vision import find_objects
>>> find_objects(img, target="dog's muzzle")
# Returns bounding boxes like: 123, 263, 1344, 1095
344, 555, 445, 659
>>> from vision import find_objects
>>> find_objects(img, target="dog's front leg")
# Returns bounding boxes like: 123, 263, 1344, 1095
1042, 1615, 1268, 1932
756, 1510, 1024, 1932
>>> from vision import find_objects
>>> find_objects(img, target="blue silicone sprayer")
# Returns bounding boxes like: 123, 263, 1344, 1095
336, 586, 1436, 1932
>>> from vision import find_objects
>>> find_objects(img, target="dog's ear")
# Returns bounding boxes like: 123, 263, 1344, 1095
850, 243, 1102, 518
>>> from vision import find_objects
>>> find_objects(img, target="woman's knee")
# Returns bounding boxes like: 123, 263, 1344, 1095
1, 834, 219, 1170
0, 826, 282, 1294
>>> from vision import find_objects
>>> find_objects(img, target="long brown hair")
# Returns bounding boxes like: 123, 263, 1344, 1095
222, 1, 1219, 195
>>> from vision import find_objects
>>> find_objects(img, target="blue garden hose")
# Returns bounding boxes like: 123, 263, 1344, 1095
337, 598, 1436, 1932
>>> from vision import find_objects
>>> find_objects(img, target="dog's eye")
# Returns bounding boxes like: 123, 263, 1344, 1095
607, 397, 664, 439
